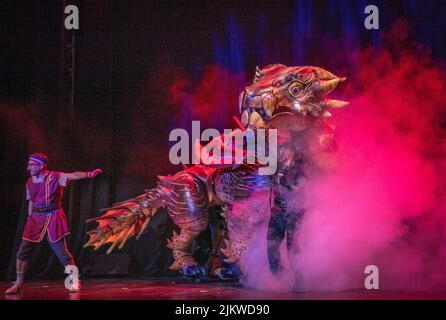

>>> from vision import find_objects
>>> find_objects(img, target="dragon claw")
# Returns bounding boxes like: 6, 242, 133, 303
182, 264, 207, 281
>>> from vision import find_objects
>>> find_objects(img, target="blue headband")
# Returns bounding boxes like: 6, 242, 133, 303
29, 156, 47, 165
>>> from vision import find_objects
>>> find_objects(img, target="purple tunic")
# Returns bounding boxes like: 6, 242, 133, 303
22, 171, 70, 243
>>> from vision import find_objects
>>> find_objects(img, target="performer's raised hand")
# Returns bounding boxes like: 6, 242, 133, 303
88, 168, 103, 178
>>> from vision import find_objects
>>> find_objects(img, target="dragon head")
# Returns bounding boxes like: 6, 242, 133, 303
239, 64, 348, 131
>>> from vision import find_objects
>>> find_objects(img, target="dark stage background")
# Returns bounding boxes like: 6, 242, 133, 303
1, 0, 446, 280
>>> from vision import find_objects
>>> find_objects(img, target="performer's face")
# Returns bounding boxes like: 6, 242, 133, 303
279, 147, 293, 164
27, 160, 44, 176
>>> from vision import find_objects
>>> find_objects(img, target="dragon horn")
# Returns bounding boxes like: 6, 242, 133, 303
323, 99, 349, 108
314, 78, 346, 98
311, 66, 339, 80
253, 66, 262, 83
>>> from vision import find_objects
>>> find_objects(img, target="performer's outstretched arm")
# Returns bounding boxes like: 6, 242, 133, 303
65, 169, 103, 181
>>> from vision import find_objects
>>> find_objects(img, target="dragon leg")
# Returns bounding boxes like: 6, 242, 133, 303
221, 190, 271, 273
220, 204, 250, 273
158, 169, 210, 272
166, 217, 209, 271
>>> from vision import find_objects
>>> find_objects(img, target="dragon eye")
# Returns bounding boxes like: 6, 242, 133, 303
289, 82, 303, 97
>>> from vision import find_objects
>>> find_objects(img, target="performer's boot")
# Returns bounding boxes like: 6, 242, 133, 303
66, 264, 81, 292
5, 259, 28, 295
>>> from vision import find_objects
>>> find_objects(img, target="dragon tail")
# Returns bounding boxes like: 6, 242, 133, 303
83, 186, 164, 254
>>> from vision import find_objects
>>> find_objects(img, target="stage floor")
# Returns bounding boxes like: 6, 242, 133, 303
1, 278, 446, 300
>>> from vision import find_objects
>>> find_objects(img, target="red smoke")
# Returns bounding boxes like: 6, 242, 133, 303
168, 65, 245, 128
0, 101, 51, 153
0, 101, 112, 169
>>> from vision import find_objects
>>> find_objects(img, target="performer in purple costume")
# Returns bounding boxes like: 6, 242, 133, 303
5, 152, 102, 295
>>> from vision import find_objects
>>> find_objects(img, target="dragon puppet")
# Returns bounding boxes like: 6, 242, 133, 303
83, 64, 348, 278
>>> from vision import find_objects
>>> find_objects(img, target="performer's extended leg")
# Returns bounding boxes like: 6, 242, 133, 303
47, 236, 80, 292
5, 240, 35, 294
47, 236, 75, 266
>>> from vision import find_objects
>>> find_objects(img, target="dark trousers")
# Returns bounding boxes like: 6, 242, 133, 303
17, 235, 75, 267
267, 206, 305, 274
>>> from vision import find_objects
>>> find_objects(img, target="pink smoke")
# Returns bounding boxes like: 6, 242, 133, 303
240, 21, 446, 291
